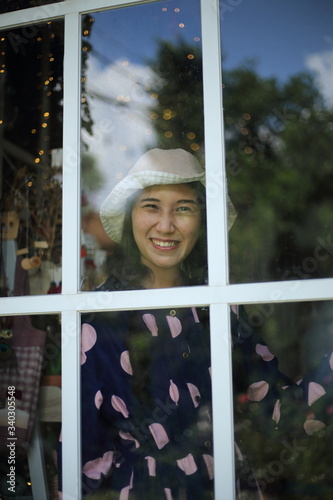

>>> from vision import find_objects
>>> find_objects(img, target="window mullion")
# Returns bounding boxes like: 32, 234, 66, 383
62, 11, 82, 500
61, 310, 82, 500
201, 2, 234, 496
210, 303, 236, 499
62, 12, 81, 295
201, 0, 228, 287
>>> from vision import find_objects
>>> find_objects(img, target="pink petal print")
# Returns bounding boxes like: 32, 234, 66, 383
119, 430, 140, 449
330, 352, 333, 371
166, 316, 182, 338
303, 419, 326, 436
202, 454, 214, 480
191, 307, 200, 323
169, 380, 179, 405
231, 305, 239, 316
142, 314, 158, 336
111, 395, 129, 418
119, 486, 130, 500
81, 323, 97, 365
177, 454, 198, 475
272, 399, 281, 424
255, 344, 275, 362
119, 471, 133, 499
145, 456, 156, 476
148, 423, 170, 449
120, 350, 133, 375
308, 381, 326, 406
247, 381, 269, 401
164, 489, 174, 500
234, 442, 243, 461
95, 390, 103, 410
82, 451, 113, 480
187, 383, 201, 408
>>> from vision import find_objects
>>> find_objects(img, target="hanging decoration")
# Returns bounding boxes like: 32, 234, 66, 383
1, 211, 19, 240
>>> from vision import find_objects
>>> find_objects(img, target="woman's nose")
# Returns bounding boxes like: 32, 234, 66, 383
155, 212, 175, 233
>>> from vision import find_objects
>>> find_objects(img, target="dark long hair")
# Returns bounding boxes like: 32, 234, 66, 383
101, 181, 207, 291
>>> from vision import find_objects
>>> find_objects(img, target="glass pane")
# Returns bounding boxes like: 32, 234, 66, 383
80, 0, 206, 291
232, 301, 333, 498
75, 306, 212, 498
0, 20, 63, 296
221, 1, 333, 283
0, 313, 61, 499
0, 0, 63, 14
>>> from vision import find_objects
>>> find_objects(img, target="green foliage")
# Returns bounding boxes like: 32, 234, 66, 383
81, 153, 104, 194
223, 67, 333, 283
148, 39, 204, 161
149, 39, 333, 283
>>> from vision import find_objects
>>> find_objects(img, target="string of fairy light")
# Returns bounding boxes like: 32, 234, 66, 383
0, 36, 5, 127
0, 19, 64, 267
32, 21, 56, 165
0, 21, 59, 164
158, 6, 201, 151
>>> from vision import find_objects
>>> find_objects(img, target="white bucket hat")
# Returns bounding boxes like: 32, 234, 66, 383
100, 148, 236, 243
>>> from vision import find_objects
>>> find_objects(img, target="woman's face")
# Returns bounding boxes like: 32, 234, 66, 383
131, 183, 201, 279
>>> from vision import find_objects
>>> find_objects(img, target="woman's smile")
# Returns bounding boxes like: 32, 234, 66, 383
150, 238, 180, 250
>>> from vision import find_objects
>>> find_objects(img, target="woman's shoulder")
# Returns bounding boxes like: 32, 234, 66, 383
95, 273, 145, 292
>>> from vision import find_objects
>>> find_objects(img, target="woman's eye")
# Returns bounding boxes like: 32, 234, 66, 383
142, 204, 159, 210
176, 206, 192, 213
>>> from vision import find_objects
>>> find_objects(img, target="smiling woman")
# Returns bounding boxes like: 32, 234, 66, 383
57, 149, 216, 500
58, 149, 215, 499
99, 148, 208, 291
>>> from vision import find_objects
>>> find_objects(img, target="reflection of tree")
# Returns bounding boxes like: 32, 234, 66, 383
81, 15, 95, 139
148, 39, 204, 160
225, 67, 333, 497
233, 301, 333, 499
150, 42, 333, 284
224, 64, 333, 284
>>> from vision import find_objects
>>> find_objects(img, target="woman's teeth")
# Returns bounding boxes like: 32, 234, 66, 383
152, 239, 177, 248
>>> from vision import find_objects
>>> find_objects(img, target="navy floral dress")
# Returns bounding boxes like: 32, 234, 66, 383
76, 307, 213, 499
57, 306, 262, 499
58, 302, 333, 499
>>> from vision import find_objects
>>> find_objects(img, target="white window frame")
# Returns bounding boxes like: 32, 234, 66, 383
1, 1, 333, 498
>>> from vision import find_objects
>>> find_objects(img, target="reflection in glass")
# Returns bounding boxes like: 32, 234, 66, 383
221, 1, 333, 283
232, 301, 333, 498
0, 21, 63, 296
76, 307, 212, 498
80, 0, 204, 290
0, 0, 63, 14
0, 313, 61, 498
